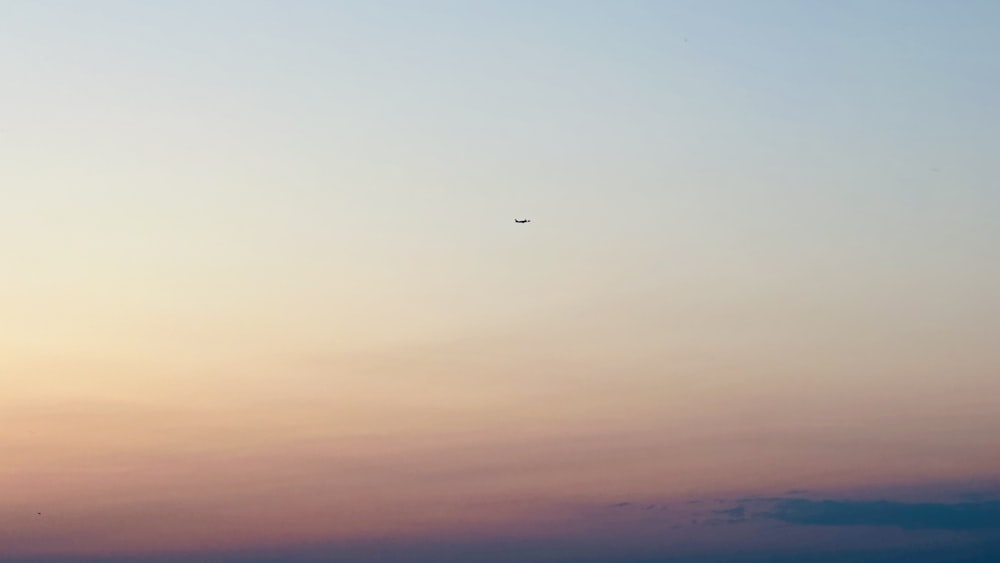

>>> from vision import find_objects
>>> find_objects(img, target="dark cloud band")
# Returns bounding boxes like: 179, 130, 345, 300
765, 498, 1000, 530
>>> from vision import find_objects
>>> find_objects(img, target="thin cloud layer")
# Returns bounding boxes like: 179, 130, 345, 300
603, 481, 1000, 534
764, 498, 1000, 530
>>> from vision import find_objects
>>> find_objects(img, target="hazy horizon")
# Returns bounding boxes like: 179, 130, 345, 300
3, 1, 999, 561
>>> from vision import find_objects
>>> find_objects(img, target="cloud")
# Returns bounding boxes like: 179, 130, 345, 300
714, 505, 746, 522
736, 496, 785, 503
764, 499, 1000, 530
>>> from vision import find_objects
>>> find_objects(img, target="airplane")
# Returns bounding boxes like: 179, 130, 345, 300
514, 219, 531, 223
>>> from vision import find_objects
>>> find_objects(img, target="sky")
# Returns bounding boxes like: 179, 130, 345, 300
2, 0, 999, 561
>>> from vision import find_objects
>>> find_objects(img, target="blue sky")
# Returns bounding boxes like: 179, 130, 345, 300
2, 1, 999, 561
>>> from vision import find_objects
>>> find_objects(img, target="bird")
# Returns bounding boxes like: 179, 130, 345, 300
514, 218, 531, 224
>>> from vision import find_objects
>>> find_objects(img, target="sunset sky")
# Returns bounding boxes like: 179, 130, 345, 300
2, 1, 1000, 561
